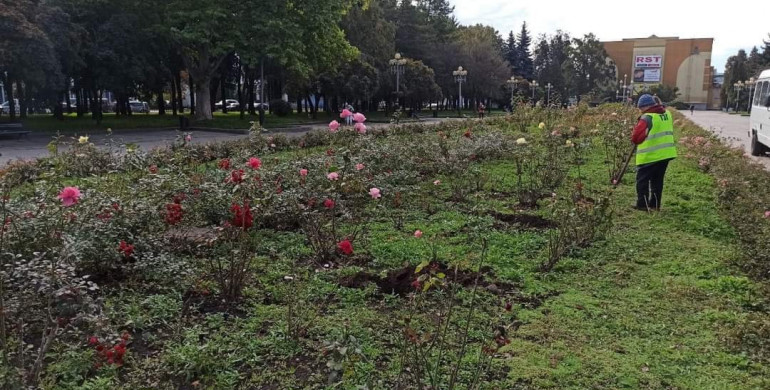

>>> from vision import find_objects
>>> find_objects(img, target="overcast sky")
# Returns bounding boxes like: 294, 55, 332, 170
449, 0, 770, 73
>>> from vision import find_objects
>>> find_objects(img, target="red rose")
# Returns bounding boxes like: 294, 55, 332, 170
88, 336, 99, 346
228, 169, 245, 184
323, 199, 335, 209
337, 239, 353, 255
164, 203, 184, 225
218, 158, 231, 170
148, 165, 158, 174
230, 202, 253, 230
119, 240, 135, 258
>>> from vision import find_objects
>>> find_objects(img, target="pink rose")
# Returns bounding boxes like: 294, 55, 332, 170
327, 172, 340, 181
329, 120, 340, 132
355, 122, 367, 134
355, 163, 365, 171
353, 112, 366, 123
58, 187, 81, 207
765, 211, 770, 219
340, 109, 352, 119
369, 187, 381, 199
414, 230, 423, 238
300, 169, 308, 177
433, 180, 441, 186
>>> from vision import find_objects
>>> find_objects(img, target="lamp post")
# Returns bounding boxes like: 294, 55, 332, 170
389, 53, 407, 107
453, 66, 467, 113
506, 76, 517, 103
734, 80, 744, 112
746, 77, 756, 111
545, 83, 553, 106
620, 73, 628, 103
530, 80, 539, 104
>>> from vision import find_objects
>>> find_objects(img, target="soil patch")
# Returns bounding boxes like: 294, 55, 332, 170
489, 211, 556, 230
180, 289, 247, 318
340, 262, 516, 296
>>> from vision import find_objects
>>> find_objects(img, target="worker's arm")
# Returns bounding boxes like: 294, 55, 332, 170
631, 115, 652, 145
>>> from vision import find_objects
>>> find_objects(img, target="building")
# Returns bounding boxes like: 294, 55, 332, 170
0, 82, 5, 104
603, 35, 716, 109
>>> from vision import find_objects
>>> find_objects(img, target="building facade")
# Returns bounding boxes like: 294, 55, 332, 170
603, 36, 717, 109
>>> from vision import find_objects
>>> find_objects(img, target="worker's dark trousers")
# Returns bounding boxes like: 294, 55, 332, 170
636, 159, 672, 210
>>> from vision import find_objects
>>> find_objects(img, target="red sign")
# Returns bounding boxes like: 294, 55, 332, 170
634, 55, 662, 68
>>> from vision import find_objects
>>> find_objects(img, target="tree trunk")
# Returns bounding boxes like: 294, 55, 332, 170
247, 71, 255, 115
54, 92, 64, 120
157, 88, 166, 115
190, 76, 196, 117
65, 84, 72, 114
95, 89, 103, 124
237, 63, 244, 120
16, 81, 27, 119
176, 72, 184, 114
4, 75, 15, 121
194, 76, 213, 121
296, 96, 303, 114
170, 77, 178, 116
220, 74, 227, 114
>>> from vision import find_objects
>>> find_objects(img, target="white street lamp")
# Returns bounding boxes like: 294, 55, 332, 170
734, 80, 744, 112
530, 80, 539, 103
506, 76, 517, 102
453, 66, 468, 112
546, 83, 553, 106
389, 53, 407, 102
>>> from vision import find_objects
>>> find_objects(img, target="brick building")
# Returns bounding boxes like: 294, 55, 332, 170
603, 35, 717, 109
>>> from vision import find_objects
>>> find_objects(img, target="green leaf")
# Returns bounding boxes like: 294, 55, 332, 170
415, 260, 430, 274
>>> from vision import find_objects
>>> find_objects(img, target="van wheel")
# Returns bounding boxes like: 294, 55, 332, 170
750, 132, 765, 156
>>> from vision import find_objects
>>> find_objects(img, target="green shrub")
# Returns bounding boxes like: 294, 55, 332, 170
269, 99, 292, 117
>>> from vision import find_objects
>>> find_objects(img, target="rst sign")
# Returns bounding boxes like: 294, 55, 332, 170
635, 55, 663, 68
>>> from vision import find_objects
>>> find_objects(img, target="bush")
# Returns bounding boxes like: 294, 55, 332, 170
269, 99, 292, 117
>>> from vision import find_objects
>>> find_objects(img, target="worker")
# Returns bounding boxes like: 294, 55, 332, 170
631, 94, 677, 211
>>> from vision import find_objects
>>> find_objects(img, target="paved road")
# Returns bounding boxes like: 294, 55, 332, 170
0, 118, 452, 165
683, 110, 770, 170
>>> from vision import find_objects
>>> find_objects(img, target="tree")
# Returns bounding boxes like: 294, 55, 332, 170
504, 31, 518, 71
163, 0, 244, 120
722, 49, 750, 109
454, 25, 510, 105
399, 59, 442, 110
534, 31, 571, 103
647, 84, 680, 103
567, 34, 616, 99
516, 22, 534, 80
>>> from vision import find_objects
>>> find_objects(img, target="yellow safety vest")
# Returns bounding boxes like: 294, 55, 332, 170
636, 110, 677, 165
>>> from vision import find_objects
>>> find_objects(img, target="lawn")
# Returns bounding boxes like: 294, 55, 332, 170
1, 104, 768, 389
0, 109, 504, 134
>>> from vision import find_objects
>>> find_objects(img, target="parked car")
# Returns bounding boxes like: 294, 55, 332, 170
226, 101, 240, 111
253, 102, 269, 110
129, 101, 150, 114
215, 99, 239, 110
61, 99, 77, 111
1, 100, 20, 116
750, 68, 770, 156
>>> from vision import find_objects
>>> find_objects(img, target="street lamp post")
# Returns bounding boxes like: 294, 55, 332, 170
453, 66, 468, 114
506, 76, 517, 104
389, 53, 407, 107
734, 81, 744, 112
746, 78, 756, 111
546, 83, 553, 106
530, 80, 539, 105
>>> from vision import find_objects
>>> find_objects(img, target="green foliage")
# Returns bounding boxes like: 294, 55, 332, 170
269, 100, 292, 117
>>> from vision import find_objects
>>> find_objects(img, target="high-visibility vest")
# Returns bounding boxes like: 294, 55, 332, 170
636, 110, 677, 165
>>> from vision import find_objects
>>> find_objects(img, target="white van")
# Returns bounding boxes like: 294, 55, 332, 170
750, 69, 770, 155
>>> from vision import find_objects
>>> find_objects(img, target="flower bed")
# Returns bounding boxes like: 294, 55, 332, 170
0, 104, 659, 388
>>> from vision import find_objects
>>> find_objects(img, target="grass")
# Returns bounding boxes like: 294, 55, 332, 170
11, 114, 770, 388
1, 109, 505, 134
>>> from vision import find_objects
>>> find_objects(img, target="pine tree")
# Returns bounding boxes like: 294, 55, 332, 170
505, 31, 518, 71
516, 22, 534, 80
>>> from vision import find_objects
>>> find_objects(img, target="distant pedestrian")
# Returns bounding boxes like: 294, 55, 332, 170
345, 103, 354, 126
689, 105, 694, 115
477, 102, 486, 119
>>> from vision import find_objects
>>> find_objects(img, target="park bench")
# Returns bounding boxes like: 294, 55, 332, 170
0, 122, 30, 139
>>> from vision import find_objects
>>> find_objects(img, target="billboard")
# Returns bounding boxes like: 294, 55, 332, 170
633, 68, 661, 83
634, 55, 663, 68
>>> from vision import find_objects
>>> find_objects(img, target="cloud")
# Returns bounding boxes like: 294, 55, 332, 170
449, 0, 770, 72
